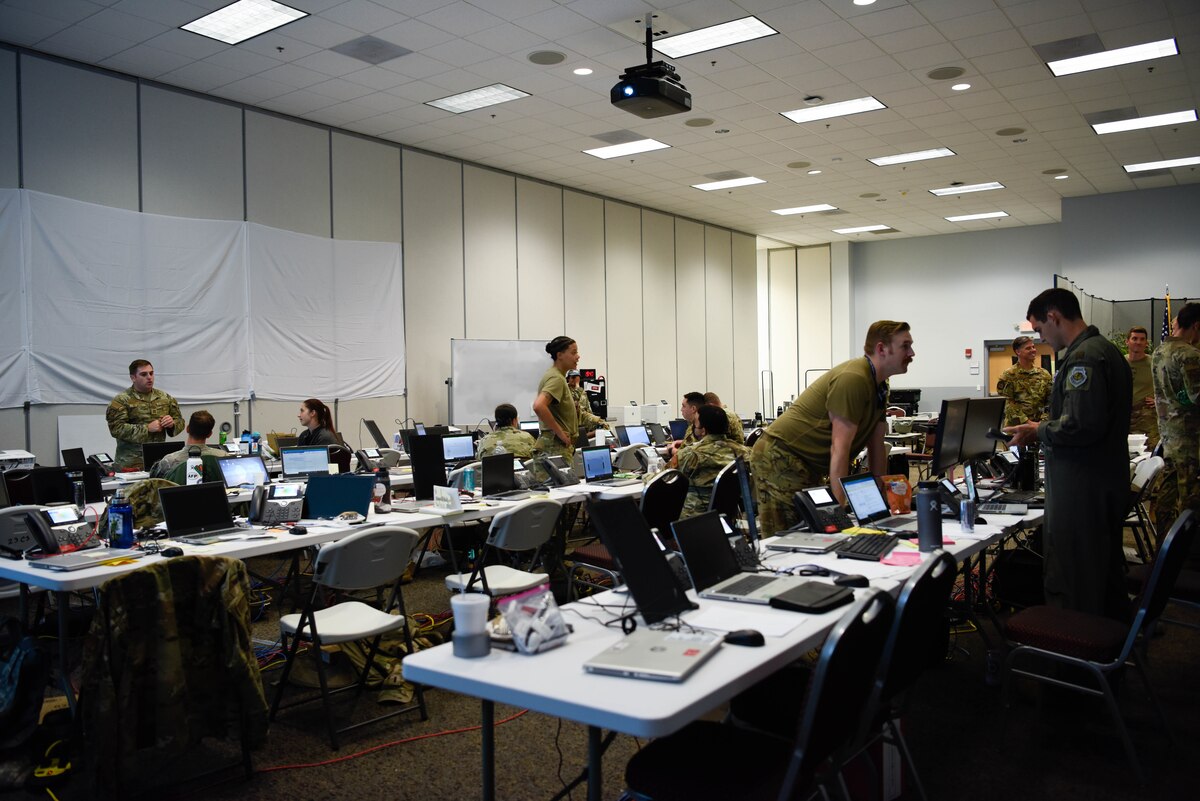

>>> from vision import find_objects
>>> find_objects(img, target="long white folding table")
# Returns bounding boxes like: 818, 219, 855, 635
404, 511, 1041, 801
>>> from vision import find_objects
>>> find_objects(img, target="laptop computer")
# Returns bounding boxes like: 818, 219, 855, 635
646, 423, 668, 446
580, 446, 640, 487
28, 547, 145, 572
668, 419, 689, 440
281, 446, 331, 478
142, 441, 185, 472
303, 473, 374, 519
768, 530, 850, 553
588, 496, 696, 624
618, 424, 652, 447
839, 473, 919, 533
363, 419, 391, 450
159, 482, 246, 544
583, 627, 721, 682
217, 454, 269, 487
518, 420, 540, 435
671, 511, 811, 604
481, 453, 532, 500
442, 433, 476, 464
61, 447, 87, 468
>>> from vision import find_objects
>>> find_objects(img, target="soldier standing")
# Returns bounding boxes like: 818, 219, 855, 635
1006, 289, 1131, 620
1126, 326, 1159, 449
567, 370, 609, 435
1151, 304, 1200, 533
106, 359, 182, 470
996, 335, 1053, 426
532, 336, 580, 459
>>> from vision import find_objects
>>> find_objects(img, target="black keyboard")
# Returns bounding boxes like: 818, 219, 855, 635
835, 533, 898, 561
717, 573, 776, 595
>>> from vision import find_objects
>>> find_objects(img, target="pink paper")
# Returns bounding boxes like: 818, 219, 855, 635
880, 551, 922, 566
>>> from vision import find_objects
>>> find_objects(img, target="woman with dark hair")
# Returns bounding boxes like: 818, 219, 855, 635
297, 398, 339, 447
532, 336, 580, 458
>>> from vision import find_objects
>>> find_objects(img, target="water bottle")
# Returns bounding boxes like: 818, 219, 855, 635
392, 431, 405, 455
960, 496, 977, 534
462, 465, 476, 494
915, 481, 942, 552
374, 465, 391, 513
219, 430, 228, 445
186, 451, 203, 485
250, 432, 262, 457
67, 470, 86, 513
108, 488, 135, 549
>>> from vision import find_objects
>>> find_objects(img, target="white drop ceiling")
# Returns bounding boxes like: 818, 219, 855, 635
1, 0, 1197, 246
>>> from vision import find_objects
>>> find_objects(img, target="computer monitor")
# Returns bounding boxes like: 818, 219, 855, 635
959, 397, 1007, 464
280, 446, 331, 478
734, 456, 758, 544
216, 455, 269, 487
929, 398, 970, 476
519, 420, 540, 434
409, 434, 447, 501
60, 447, 86, 468
28, 466, 103, 504
363, 419, 390, 450
442, 433, 475, 462
142, 441, 185, 472
303, 473, 374, 519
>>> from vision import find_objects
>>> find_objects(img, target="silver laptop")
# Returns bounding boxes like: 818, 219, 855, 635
671, 512, 811, 604
839, 473, 919, 533
580, 446, 640, 487
583, 628, 721, 682
158, 482, 246, 544
29, 548, 145, 572
768, 530, 850, 554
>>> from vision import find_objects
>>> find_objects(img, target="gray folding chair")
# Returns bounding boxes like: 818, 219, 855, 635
445, 498, 563, 597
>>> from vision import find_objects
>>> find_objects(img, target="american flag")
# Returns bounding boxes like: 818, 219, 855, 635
1161, 286, 1172, 341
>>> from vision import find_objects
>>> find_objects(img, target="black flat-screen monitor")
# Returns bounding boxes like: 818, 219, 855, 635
409, 434, 447, 501
28, 465, 104, 504
142, 440, 185, 471
363, 419, 390, 450
930, 398, 970, 476
960, 397, 1007, 464
734, 456, 758, 544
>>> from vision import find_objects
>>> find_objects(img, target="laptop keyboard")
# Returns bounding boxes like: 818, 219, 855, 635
716, 573, 776, 596
836, 533, 898, 561
978, 502, 1028, 515
991, 491, 1042, 504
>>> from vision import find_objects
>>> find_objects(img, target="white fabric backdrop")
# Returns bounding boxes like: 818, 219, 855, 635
0, 190, 405, 407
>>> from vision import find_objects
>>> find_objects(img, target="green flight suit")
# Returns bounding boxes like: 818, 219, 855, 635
105, 386, 183, 469
1037, 325, 1131, 619
996, 365, 1053, 426
1151, 337, 1200, 533
570, 384, 609, 433
677, 434, 749, 518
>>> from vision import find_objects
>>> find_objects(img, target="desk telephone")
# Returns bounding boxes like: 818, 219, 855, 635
793, 486, 853, 533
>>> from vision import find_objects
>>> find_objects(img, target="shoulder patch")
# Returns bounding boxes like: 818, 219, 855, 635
1066, 365, 1090, 390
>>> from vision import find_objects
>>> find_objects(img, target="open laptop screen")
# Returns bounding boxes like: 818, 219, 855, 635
217, 455, 269, 487
281, 446, 330, 478
581, 446, 613, 481
840, 473, 889, 524
142, 441, 184, 471
480, 453, 515, 495
624, 425, 651, 446
668, 419, 689, 440
519, 420, 540, 434
670, 512, 740, 591
363, 419, 390, 450
159, 482, 235, 538
442, 434, 475, 462
303, 473, 374, 519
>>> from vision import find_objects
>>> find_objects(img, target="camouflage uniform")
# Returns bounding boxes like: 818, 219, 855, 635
1151, 337, 1200, 532
533, 366, 578, 459
125, 478, 178, 529
1037, 325, 1131, 619
570, 384, 609, 433
996, 365, 1053, 426
476, 426, 537, 460
677, 434, 749, 518
106, 386, 183, 469
680, 408, 744, 448
149, 443, 226, 481
1127, 355, 1159, 449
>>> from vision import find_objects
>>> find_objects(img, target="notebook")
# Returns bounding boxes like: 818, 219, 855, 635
217, 454, 269, 487
580, 446, 639, 487
280, 446, 330, 478
839, 473, 920, 533
671, 511, 811, 604
583, 628, 721, 682
159, 482, 246, 544
29, 548, 145, 572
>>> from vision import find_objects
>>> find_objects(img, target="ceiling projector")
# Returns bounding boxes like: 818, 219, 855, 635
610, 61, 691, 118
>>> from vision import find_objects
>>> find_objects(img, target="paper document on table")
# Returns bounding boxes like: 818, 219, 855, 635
687, 607, 801, 638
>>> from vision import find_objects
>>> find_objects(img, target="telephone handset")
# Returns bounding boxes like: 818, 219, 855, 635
88, 453, 115, 476
0, 505, 59, 554
792, 486, 853, 533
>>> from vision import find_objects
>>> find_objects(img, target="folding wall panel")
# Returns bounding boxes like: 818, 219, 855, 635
20, 56, 138, 210
331, 132, 401, 243
704, 227, 734, 406
674, 218, 706, 395
0, 50, 17, 189
515, 179, 564, 341
562, 191, 606, 386
797, 245, 833, 388
731, 232, 758, 417
641, 210, 677, 408
604, 201, 643, 406
767, 248, 798, 411
464, 165, 518, 340
245, 111, 330, 237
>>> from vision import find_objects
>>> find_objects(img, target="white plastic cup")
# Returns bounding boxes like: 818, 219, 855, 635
450, 593, 490, 636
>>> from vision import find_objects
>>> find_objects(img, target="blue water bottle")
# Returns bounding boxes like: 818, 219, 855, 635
108, 488, 135, 549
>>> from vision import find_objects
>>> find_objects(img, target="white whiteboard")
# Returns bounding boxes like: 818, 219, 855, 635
449, 339, 551, 426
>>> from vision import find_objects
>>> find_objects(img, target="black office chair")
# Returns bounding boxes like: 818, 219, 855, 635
328, 444, 353, 474
640, 469, 689, 536
744, 427, 764, 448
3, 469, 34, 506
1002, 509, 1197, 782
707, 460, 741, 520
622, 591, 896, 801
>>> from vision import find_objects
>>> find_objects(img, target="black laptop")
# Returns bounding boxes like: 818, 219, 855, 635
481, 453, 532, 500
159, 482, 246, 544
142, 441, 185, 472
671, 512, 809, 605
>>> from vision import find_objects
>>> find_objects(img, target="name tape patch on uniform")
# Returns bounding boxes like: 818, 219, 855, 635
1066, 365, 1090, 390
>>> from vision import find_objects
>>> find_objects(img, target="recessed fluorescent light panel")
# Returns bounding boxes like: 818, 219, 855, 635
1124, 155, 1200, 172
427, 84, 529, 113
772, 204, 838, 215
1092, 109, 1197, 135
782, 96, 886, 124
691, 176, 766, 191
945, 211, 1008, 222
833, 225, 889, 234
929, 181, 1004, 196
654, 16, 777, 58
1047, 38, 1177, 77
583, 139, 671, 159
181, 0, 307, 45
869, 148, 955, 166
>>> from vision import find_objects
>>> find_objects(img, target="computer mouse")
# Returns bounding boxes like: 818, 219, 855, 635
336, 511, 365, 523
833, 574, 870, 588
975, 516, 988, 526
160, 547, 184, 558
724, 629, 765, 647
289, 525, 307, 535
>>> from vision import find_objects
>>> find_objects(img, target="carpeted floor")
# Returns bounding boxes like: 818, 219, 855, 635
3, 544, 1198, 801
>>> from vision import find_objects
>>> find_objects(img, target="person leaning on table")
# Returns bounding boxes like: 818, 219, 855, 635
532, 336, 580, 459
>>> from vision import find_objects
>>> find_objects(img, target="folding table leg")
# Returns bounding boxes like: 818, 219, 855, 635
481, 699, 495, 801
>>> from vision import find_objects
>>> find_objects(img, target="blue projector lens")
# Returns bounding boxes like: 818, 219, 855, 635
623, 85, 634, 97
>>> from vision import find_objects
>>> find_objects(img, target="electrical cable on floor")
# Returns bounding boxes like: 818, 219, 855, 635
553, 716, 571, 801
256, 709, 529, 773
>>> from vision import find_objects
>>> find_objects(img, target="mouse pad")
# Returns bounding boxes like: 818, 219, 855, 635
768, 582, 854, 614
